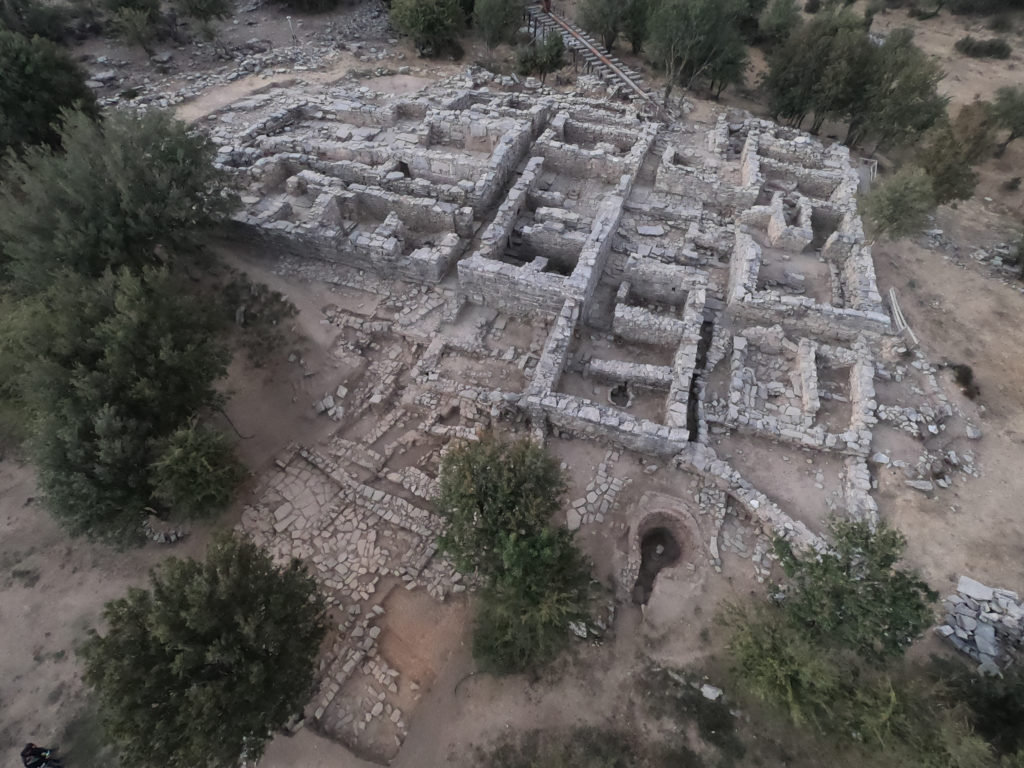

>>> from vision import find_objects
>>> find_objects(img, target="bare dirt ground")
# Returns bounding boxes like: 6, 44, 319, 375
4, 10, 1024, 768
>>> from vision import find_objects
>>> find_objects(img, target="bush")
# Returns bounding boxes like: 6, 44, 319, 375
473, 528, 591, 673
0, 109, 235, 293
437, 433, 566, 578
389, 0, 465, 56
804, 0, 820, 11
0, 29, 98, 156
176, 0, 231, 22
222, 272, 299, 366
862, 165, 936, 239
955, 34, 1012, 58
916, 122, 978, 204
149, 421, 245, 518
110, 5, 157, 52
579, 0, 621, 50
987, 12, 1013, 31
473, 0, 520, 48
516, 32, 564, 83
774, 519, 937, 660
0, 0, 76, 41
83, 534, 327, 768
437, 435, 591, 674
953, 99, 997, 163
758, 0, 801, 49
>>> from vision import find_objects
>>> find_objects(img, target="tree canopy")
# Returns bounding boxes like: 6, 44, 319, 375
861, 165, 935, 239
0, 109, 234, 294
579, 0, 622, 51
774, 519, 937, 660
83, 534, 327, 768
10, 267, 232, 539
473, 0, 520, 48
389, 0, 465, 57
0, 29, 98, 156
646, 0, 748, 101
437, 434, 591, 673
993, 85, 1024, 155
763, 13, 945, 147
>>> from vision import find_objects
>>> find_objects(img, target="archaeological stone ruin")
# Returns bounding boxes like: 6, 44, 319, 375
193, 69, 1001, 760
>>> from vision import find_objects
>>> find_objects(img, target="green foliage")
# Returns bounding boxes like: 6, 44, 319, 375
955, 34, 1011, 58
724, 603, 844, 728
473, 0, 520, 48
916, 121, 979, 204
646, 0, 748, 98
993, 85, 1024, 154
222, 272, 299, 366
932, 657, 1024, 757
774, 519, 937, 659
110, 5, 156, 52
758, 0, 801, 49
622, 0, 649, 53
764, 14, 945, 147
482, 725, 706, 768
0, 109, 235, 294
389, 0, 465, 57
101, 0, 158, 15
438, 435, 590, 673
579, 0, 621, 50
150, 421, 244, 519
473, 528, 590, 672
0, 29, 98, 156
953, 99, 998, 163
862, 165, 936, 238
437, 433, 566, 577
516, 32, 564, 83
83, 534, 327, 768
0, 0, 75, 41
7, 267, 230, 539
176, 0, 230, 22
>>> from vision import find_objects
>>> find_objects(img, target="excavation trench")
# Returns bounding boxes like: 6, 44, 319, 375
632, 527, 682, 605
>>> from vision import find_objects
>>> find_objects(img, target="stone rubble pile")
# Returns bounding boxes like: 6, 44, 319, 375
937, 576, 1024, 673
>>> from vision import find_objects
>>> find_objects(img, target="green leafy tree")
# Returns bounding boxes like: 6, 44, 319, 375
723, 603, 843, 728
0, 0, 75, 41
846, 28, 946, 147
83, 534, 327, 768
861, 165, 935, 239
757, 0, 801, 49
8, 267, 231, 539
953, 99, 998, 163
438, 433, 566, 577
579, 0, 621, 50
774, 519, 937, 660
0, 30, 98, 156
150, 420, 245, 519
389, 0, 465, 57
438, 435, 590, 673
993, 85, 1024, 155
647, 0, 748, 103
111, 5, 157, 53
0, 109, 235, 294
622, 0, 649, 53
473, 0, 520, 48
473, 528, 591, 672
916, 121, 979, 205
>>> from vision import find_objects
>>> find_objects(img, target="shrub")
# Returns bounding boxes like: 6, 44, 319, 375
0, 109, 235, 293
952, 99, 997, 163
149, 420, 245, 518
516, 32, 564, 83
221, 272, 299, 366
804, 0, 820, 11
389, 0, 465, 56
0, 0, 75, 41
861, 165, 936, 239
473, 0, 520, 48
437, 433, 566, 578
955, 35, 1012, 58
82, 534, 327, 768
110, 5, 158, 53
758, 0, 801, 49
579, 0, 621, 50
916, 122, 978, 205
988, 12, 1013, 31
176, 0, 231, 22
774, 518, 937, 660
0, 29, 98, 156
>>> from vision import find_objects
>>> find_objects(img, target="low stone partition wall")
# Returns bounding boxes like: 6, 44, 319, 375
587, 359, 674, 389
623, 255, 706, 306
457, 255, 567, 319
529, 299, 579, 395
344, 184, 474, 238
613, 304, 687, 346
664, 287, 707, 429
